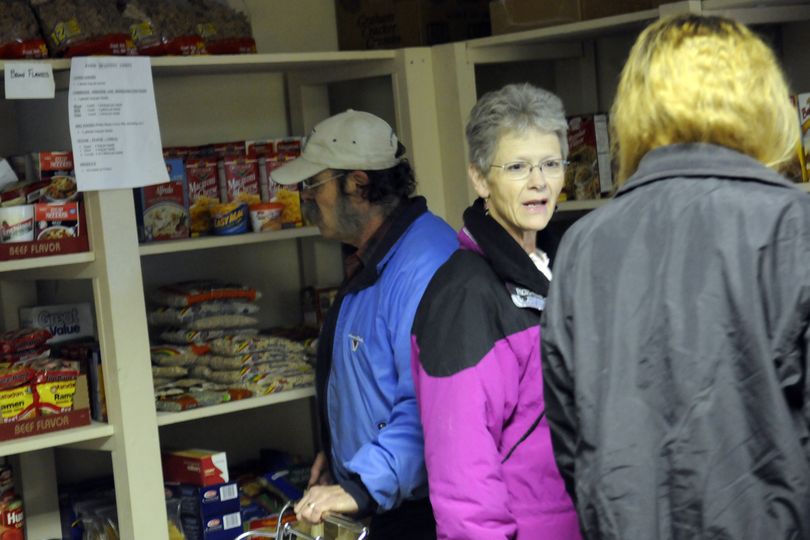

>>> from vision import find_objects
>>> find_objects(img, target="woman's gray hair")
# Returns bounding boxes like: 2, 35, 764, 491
465, 83, 568, 173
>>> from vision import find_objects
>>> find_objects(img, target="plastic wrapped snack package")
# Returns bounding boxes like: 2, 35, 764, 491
189, 0, 255, 54
166, 498, 187, 540
31, 0, 136, 57
151, 280, 260, 307
122, 0, 207, 55
147, 302, 260, 329
0, 0, 47, 58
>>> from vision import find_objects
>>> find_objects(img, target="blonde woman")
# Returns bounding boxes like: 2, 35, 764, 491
541, 14, 810, 539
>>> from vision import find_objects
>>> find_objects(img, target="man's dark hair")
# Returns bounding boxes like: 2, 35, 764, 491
336, 142, 416, 210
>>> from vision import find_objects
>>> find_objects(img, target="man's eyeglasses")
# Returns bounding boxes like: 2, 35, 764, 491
490, 159, 569, 181
301, 172, 344, 191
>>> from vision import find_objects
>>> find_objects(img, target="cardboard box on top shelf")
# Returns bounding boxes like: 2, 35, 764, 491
490, 0, 653, 35
335, 0, 491, 50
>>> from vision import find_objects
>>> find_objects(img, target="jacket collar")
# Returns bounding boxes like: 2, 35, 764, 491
341, 196, 428, 294
616, 143, 795, 198
461, 198, 549, 298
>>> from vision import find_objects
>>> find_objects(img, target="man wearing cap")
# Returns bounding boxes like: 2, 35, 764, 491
272, 110, 457, 538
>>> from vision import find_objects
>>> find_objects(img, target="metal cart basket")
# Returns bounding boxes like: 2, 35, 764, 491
234, 500, 369, 540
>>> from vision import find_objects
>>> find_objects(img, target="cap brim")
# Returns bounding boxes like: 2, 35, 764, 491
270, 157, 326, 185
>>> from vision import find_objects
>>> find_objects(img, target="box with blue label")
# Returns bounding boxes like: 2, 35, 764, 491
165, 481, 240, 518
175, 508, 242, 540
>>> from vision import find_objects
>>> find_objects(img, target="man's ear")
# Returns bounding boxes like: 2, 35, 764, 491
469, 164, 490, 199
345, 170, 369, 194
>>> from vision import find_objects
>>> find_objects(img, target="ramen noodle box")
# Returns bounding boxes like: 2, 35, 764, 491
220, 156, 261, 205
34, 202, 80, 241
562, 114, 612, 201
135, 158, 190, 242
0, 206, 34, 243
186, 158, 221, 236
798, 93, 810, 182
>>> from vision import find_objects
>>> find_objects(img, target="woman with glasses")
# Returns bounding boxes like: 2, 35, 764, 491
410, 83, 581, 539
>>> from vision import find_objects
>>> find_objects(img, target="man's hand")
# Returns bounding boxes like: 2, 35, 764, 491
307, 451, 333, 487
294, 484, 360, 524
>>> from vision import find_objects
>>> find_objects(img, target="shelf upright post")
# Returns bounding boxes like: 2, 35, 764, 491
429, 41, 479, 230
391, 47, 451, 221
86, 189, 169, 540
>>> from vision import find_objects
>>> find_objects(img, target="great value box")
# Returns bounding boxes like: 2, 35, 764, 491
19, 303, 94, 344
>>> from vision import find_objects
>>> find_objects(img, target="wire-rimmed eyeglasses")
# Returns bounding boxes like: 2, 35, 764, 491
301, 172, 344, 191
490, 159, 569, 181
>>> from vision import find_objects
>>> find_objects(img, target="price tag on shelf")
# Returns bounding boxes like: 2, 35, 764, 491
68, 56, 168, 191
4, 62, 54, 99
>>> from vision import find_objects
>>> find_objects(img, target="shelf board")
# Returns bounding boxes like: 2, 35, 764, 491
0, 421, 114, 458
139, 226, 321, 256
701, 3, 810, 24
0, 251, 94, 273
467, 9, 659, 50
2, 51, 397, 78
556, 198, 608, 212
156, 387, 315, 426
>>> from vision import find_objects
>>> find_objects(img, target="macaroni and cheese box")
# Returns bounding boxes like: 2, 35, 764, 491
134, 158, 190, 242
186, 158, 221, 236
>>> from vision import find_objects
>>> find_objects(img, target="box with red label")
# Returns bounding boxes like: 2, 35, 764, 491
135, 158, 190, 242
186, 159, 222, 236
798, 93, 810, 182
163, 449, 229, 487
34, 202, 80, 242
0, 374, 91, 441
31, 151, 74, 181
562, 114, 612, 201
275, 137, 302, 160
220, 157, 261, 205
260, 154, 303, 229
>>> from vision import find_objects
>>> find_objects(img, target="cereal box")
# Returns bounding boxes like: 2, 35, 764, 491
563, 114, 611, 201
19, 303, 94, 344
135, 158, 190, 242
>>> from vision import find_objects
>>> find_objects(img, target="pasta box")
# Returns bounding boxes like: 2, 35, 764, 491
162, 449, 229, 486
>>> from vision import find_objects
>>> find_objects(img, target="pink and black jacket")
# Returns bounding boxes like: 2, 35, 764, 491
410, 199, 581, 540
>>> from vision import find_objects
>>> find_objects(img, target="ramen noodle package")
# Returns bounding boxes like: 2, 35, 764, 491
0, 0, 47, 59
185, 158, 220, 236
0, 328, 51, 355
189, 0, 255, 54
152, 280, 261, 307
135, 157, 190, 242
34, 202, 80, 241
123, 0, 207, 56
31, 0, 136, 57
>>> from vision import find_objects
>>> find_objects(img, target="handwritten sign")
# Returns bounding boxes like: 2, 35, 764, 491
4, 62, 55, 99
